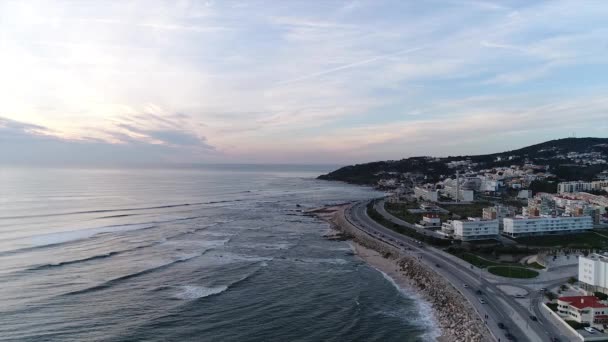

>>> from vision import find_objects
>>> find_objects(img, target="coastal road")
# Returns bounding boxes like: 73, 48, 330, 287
346, 201, 569, 342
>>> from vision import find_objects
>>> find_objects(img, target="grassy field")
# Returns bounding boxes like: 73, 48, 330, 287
527, 262, 546, 270
440, 201, 492, 219
488, 266, 539, 279
451, 251, 543, 270
385, 202, 450, 224
515, 232, 608, 249
458, 253, 502, 268
367, 204, 451, 246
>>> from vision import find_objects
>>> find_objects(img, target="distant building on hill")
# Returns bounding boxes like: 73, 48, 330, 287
414, 186, 439, 202
558, 180, 608, 193
482, 205, 516, 231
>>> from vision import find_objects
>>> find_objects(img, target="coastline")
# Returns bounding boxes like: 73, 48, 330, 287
312, 204, 492, 342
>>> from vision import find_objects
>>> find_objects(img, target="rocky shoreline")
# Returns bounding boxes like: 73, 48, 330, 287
312, 204, 493, 342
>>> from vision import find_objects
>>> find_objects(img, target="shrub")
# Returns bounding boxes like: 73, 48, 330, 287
595, 292, 608, 301
545, 291, 557, 301
566, 320, 590, 330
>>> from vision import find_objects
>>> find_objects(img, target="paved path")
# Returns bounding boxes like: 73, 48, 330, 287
348, 200, 572, 342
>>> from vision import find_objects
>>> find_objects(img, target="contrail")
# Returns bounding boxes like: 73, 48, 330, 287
275, 46, 426, 86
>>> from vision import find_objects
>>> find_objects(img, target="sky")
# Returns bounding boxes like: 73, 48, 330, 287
1, 0, 608, 166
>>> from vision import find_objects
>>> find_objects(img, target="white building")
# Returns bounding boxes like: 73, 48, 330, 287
414, 186, 439, 202
503, 215, 593, 237
517, 190, 532, 199
479, 179, 499, 192
421, 214, 441, 227
449, 218, 499, 241
557, 296, 608, 325
442, 185, 474, 202
558, 180, 608, 193
580, 254, 608, 294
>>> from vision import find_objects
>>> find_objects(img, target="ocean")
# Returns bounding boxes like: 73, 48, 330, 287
0, 166, 439, 341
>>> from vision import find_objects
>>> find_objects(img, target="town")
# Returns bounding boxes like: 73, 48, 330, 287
320, 138, 608, 341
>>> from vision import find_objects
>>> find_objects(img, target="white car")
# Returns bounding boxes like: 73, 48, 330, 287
479, 298, 486, 304
584, 327, 595, 333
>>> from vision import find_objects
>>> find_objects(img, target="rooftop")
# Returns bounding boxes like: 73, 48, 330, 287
559, 296, 608, 309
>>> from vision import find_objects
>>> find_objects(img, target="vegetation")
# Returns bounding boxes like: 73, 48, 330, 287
441, 201, 492, 219
515, 232, 608, 249
565, 320, 590, 330
487, 266, 539, 279
528, 262, 545, 270
568, 277, 577, 284
546, 303, 558, 312
545, 291, 557, 301
366, 203, 451, 246
318, 138, 608, 185
384, 202, 424, 223
529, 179, 558, 194
595, 292, 608, 301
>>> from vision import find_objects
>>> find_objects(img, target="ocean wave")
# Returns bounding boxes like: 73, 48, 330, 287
29, 223, 157, 247
26, 251, 122, 271
0, 199, 247, 221
171, 285, 228, 300
208, 253, 274, 265
63, 251, 209, 297
376, 269, 442, 341
287, 257, 348, 265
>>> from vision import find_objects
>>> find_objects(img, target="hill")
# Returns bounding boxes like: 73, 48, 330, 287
318, 137, 608, 185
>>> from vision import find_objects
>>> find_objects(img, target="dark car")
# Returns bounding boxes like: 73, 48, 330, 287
435, 263, 441, 268
497, 322, 505, 329
530, 315, 538, 321
551, 338, 560, 342
505, 333, 516, 341
476, 289, 483, 295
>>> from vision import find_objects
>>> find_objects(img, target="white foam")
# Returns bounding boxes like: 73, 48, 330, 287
376, 269, 442, 341
172, 285, 228, 300
210, 253, 274, 264
297, 258, 348, 265
29, 223, 155, 246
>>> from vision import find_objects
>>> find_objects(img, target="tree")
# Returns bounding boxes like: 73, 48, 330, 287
567, 277, 577, 284
595, 292, 608, 301
545, 291, 557, 301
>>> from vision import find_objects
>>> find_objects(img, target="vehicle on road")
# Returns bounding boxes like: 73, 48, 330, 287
476, 290, 483, 295
551, 337, 560, 342
435, 263, 441, 268
478, 298, 486, 304
463, 284, 469, 288
514, 294, 526, 298
505, 332, 516, 341
540, 288, 547, 292
584, 327, 595, 333
529, 315, 537, 321
497, 322, 505, 329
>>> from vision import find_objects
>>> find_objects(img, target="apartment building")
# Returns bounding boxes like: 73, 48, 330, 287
447, 218, 499, 241
558, 180, 608, 193
502, 215, 593, 237
580, 254, 608, 294
414, 186, 439, 202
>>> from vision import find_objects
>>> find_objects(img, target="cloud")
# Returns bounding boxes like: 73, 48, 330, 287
0, 116, 216, 166
1, 1, 607, 164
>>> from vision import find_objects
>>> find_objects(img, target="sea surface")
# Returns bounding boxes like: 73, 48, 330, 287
0, 166, 439, 341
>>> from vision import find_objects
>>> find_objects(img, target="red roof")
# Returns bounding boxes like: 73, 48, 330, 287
559, 296, 608, 309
